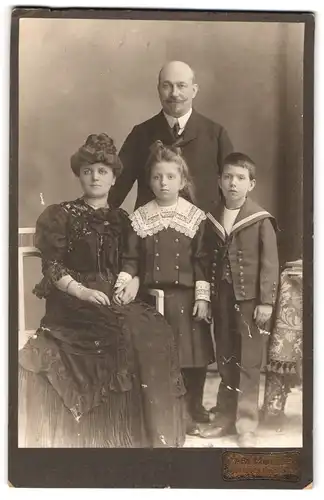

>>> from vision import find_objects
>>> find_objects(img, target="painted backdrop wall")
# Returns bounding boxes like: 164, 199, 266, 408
18, 19, 304, 331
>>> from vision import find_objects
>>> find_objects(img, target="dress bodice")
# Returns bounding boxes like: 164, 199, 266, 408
33, 198, 130, 297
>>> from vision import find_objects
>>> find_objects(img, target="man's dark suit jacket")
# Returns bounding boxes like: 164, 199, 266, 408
109, 109, 233, 212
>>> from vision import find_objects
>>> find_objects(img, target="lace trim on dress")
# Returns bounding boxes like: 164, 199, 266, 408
129, 197, 206, 239
47, 260, 70, 282
195, 281, 211, 302
33, 260, 71, 299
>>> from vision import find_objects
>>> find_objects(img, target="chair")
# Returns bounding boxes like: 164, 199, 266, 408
18, 228, 41, 348
18, 227, 165, 349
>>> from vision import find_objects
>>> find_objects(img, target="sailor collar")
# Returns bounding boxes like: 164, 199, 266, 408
129, 197, 206, 239
207, 199, 274, 242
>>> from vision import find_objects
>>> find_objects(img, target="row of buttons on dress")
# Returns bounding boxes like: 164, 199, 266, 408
154, 236, 180, 285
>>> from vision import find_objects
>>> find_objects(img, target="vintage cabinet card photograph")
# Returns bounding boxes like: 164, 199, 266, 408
8, 7, 313, 489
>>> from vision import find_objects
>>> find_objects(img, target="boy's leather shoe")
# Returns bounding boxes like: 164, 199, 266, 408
186, 422, 201, 436
191, 405, 210, 423
198, 422, 236, 439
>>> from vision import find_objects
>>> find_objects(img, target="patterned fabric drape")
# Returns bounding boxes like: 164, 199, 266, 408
262, 260, 303, 419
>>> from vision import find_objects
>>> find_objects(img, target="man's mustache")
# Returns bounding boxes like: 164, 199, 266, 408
167, 98, 186, 103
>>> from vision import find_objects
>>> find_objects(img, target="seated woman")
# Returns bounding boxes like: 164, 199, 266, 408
19, 133, 186, 448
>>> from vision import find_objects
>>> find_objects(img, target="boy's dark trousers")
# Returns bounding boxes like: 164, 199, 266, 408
212, 280, 265, 435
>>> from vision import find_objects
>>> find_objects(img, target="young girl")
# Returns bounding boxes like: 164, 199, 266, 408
114, 140, 215, 435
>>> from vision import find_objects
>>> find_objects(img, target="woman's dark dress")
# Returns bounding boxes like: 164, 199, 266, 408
19, 199, 186, 448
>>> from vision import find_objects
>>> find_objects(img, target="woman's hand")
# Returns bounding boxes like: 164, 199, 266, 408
253, 304, 273, 328
113, 276, 140, 306
114, 272, 133, 296
61, 277, 110, 305
78, 286, 110, 306
193, 300, 209, 321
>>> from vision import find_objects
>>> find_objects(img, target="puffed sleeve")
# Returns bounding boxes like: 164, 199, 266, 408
260, 218, 280, 305
193, 219, 211, 301
33, 204, 70, 298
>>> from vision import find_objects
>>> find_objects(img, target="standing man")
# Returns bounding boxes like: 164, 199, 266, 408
109, 60, 233, 213
109, 60, 233, 432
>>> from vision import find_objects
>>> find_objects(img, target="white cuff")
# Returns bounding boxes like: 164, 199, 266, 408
195, 281, 211, 302
115, 271, 133, 289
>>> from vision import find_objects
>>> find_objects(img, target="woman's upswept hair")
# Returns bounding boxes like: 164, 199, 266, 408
145, 140, 196, 203
70, 133, 123, 177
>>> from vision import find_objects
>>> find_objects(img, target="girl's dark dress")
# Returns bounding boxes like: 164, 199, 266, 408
18, 198, 186, 448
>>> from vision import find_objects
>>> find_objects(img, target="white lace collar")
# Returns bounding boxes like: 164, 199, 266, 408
129, 197, 206, 239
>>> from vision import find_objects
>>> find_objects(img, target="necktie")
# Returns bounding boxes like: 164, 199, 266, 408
172, 120, 180, 139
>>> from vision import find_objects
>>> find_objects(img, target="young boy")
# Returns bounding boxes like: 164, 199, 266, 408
200, 152, 279, 447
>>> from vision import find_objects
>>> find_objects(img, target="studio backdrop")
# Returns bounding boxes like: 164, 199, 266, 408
18, 19, 304, 331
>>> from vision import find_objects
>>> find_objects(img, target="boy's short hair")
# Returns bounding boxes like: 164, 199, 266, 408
221, 152, 256, 180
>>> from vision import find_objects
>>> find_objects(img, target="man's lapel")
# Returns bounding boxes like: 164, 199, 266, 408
151, 111, 176, 144
174, 109, 199, 146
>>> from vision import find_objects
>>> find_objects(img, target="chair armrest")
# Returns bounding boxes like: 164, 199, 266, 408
18, 246, 41, 346
147, 288, 164, 315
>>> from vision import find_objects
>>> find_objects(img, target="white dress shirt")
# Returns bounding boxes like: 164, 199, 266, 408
222, 207, 240, 235
163, 108, 193, 136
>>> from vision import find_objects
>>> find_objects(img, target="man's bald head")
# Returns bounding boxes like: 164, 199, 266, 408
158, 61, 198, 118
158, 61, 196, 85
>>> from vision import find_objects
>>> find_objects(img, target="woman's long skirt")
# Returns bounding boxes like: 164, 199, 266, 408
19, 294, 186, 448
